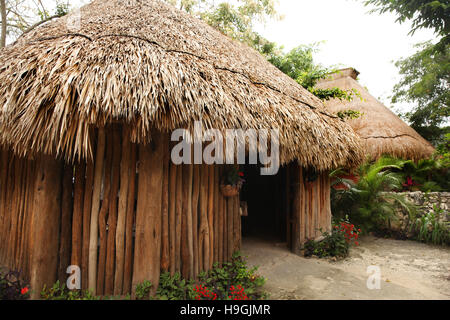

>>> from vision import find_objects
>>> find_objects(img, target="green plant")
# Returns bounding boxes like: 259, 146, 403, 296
332, 156, 418, 231
304, 218, 361, 259
197, 252, 267, 300
222, 167, 245, 188
40, 281, 101, 300
135, 280, 153, 300
0, 269, 30, 300
156, 272, 196, 300
410, 205, 450, 245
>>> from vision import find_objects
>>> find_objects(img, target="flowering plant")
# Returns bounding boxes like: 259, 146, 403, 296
222, 167, 245, 189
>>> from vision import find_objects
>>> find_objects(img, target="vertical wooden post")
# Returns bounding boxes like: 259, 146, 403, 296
213, 166, 219, 264
168, 162, 177, 276
175, 165, 183, 272
59, 164, 73, 283
115, 128, 131, 294
191, 165, 200, 277
105, 127, 121, 295
160, 136, 170, 273
123, 142, 137, 294
132, 132, 164, 295
88, 128, 106, 294
71, 162, 85, 269
199, 164, 210, 271
81, 160, 94, 290
227, 196, 234, 259
97, 131, 114, 295
29, 155, 63, 299
207, 165, 214, 269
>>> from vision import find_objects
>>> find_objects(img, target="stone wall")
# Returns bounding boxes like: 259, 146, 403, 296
389, 192, 450, 235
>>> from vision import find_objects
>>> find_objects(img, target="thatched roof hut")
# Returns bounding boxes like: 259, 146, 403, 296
0, 0, 364, 298
0, 0, 363, 169
316, 68, 435, 161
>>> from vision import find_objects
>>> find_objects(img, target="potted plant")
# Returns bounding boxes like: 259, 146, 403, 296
220, 167, 245, 198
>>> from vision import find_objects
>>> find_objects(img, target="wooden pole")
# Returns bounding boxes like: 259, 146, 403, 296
88, 128, 106, 294
175, 165, 183, 273
105, 127, 121, 295
199, 164, 210, 271
81, 160, 94, 290
29, 155, 63, 299
160, 136, 170, 273
115, 127, 131, 295
132, 132, 164, 296
227, 196, 234, 259
191, 165, 200, 277
71, 162, 85, 270
213, 166, 219, 265
96, 131, 114, 295
123, 142, 137, 294
168, 162, 177, 276
59, 164, 73, 283
207, 165, 214, 269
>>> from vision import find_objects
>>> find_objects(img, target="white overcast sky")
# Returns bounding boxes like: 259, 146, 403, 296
254, 0, 437, 113
39, 0, 438, 113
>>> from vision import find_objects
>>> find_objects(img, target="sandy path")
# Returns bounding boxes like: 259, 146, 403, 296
242, 236, 450, 300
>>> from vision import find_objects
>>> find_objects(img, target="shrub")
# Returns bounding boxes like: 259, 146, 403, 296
40, 281, 101, 300
0, 269, 30, 300
331, 156, 418, 231
156, 272, 196, 300
409, 205, 450, 246
196, 252, 267, 300
303, 218, 361, 259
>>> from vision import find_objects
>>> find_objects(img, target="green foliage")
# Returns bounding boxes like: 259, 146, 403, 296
409, 204, 450, 245
164, 0, 280, 50
337, 109, 364, 121
303, 218, 361, 259
332, 156, 418, 231
197, 252, 267, 300
135, 280, 153, 300
40, 281, 101, 300
156, 272, 196, 300
392, 41, 449, 143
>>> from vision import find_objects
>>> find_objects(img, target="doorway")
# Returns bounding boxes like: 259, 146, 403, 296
240, 164, 289, 243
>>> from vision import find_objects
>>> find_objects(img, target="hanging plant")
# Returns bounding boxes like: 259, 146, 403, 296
220, 167, 245, 197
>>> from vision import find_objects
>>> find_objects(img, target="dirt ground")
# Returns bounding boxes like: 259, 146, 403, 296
242, 236, 450, 300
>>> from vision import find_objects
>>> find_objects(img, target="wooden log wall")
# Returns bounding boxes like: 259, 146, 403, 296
289, 164, 332, 254
0, 132, 331, 297
0, 126, 242, 298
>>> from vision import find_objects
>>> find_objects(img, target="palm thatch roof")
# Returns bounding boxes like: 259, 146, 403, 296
316, 68, 435, 161
0, 0, 363, 170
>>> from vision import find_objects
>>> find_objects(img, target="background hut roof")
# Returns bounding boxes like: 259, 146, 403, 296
316, 68, 435, 161
0, 0, 363, 169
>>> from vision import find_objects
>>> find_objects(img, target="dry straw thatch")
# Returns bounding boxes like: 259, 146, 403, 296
0, 0, 363, 170
316, 68, 435, 161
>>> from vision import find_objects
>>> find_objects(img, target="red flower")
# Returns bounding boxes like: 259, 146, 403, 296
21, 287, 29, 295
238, 172, 244, 177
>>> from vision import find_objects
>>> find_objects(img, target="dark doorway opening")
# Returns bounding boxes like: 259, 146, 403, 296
240, 164, 289, 243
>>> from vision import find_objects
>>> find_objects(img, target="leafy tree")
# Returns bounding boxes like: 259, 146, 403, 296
393, 41, 449, 143
164, 0, 280, 50
363, 0, 450, 143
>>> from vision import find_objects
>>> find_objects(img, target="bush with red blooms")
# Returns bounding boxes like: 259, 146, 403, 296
304, 217, 362, 259
335, 221, 362, 246
228, 285, 249, 300
193, 285, 218, 300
